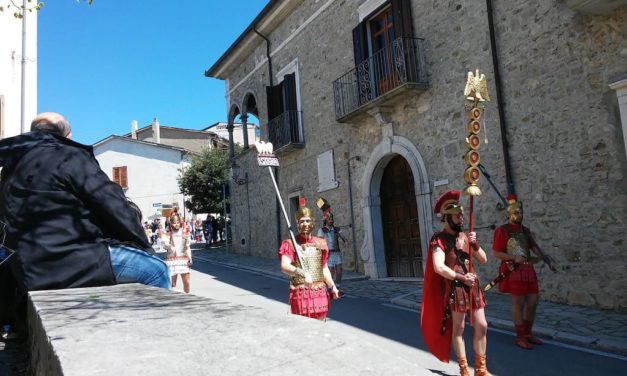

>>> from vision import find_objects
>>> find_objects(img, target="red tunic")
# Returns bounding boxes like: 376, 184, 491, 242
278, 235, 330, 319
420, 231, 486, 363
493, 224, 539, 295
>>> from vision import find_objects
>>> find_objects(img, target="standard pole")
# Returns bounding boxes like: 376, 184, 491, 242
267, 166, 305, 266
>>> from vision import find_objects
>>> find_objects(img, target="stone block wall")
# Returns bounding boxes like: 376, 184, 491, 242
222, 0, 627, 310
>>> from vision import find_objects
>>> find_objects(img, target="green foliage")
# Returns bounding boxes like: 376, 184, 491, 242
1, 1, 91, 18
178, 148, 229, 214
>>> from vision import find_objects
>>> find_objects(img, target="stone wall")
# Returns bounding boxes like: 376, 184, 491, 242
222, 0, 627, 310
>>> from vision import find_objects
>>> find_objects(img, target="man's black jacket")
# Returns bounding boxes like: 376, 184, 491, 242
0, 132, 151, 291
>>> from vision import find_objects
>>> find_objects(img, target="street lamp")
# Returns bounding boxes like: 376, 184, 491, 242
230, 161, 248, 185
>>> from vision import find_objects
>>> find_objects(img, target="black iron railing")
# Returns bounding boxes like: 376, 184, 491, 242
333, 37, 428, 120
267, 110, 304, 152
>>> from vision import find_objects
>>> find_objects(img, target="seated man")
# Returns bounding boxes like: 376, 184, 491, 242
0, 112, 170, 335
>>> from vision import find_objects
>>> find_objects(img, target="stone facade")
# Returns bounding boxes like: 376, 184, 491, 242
208, 0, 627, 310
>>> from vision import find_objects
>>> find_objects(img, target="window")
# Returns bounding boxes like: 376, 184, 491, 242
265, 59, 304, 149
112, 166, 128, 189
352, 0, 414, 97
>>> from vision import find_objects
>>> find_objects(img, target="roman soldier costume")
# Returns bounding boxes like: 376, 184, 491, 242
493, 194, 544, 349
278, 203, 331, 320
421, 190, 490, 376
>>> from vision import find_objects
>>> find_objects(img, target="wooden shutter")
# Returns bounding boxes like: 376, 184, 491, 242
282, 73, 297, 112
120, 166, 128, 189
112, 166, 128, 189
266, 83, 284, 122
391, 0, 413, 39
282, 73, 300, 143
352, 21, 369, 66
112, 167, 120, 185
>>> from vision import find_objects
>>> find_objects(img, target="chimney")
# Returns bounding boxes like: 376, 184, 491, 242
152, 117, 160, 143
131, 120, 138, 139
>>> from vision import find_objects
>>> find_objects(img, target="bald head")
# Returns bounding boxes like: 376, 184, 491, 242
31, 112, 72, 138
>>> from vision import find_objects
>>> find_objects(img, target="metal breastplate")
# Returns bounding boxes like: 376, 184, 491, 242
291, 243, 325, 285
506, 231, 531, 259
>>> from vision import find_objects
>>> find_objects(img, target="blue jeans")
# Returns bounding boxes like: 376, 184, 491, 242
109, 246, 170, 289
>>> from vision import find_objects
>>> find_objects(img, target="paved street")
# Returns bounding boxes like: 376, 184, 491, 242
188, 253, 627, 375
192, 244, 627, 357
2, 243, 625, 375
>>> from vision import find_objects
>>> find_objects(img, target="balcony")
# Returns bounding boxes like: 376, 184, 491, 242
333, 37, 428, 122
562, 0, 627, 15
267, 110, 304, 153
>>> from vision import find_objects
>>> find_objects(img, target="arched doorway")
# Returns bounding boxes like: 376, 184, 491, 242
380, 155, 423, 277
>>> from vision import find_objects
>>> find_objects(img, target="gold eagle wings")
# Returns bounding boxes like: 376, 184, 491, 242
464, 69, 491, 102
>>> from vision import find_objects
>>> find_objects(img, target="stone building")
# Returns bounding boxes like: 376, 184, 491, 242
205, 0, 627, 310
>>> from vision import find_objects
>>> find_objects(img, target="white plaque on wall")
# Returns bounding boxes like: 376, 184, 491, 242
317, 150, 339, 192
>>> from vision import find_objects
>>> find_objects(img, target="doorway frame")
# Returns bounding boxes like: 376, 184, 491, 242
360, 136, 434, 278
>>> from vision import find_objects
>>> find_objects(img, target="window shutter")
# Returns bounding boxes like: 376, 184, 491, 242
112, 167, 120, 185
265, 83, 284, 122
391, 0, 413, 39
282, 73, 300, 143
352, 21, 369, 66
282, 73, 297, 112
121, 166, 128, 189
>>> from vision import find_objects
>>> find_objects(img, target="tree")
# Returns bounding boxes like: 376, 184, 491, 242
178, 148, 230, 214
0, 0, 93, 18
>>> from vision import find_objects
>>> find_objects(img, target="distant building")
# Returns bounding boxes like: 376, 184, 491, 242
126, 118, 229, 154
0, 7, 37, 138
203, 122, 259, 148
93, 135, 192, 222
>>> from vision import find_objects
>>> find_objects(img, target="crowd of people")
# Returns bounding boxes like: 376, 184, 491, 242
143, 215, 228, 249
0, 112, 556, 376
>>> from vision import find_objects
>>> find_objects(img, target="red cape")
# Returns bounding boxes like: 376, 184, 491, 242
420, 240, 452, 363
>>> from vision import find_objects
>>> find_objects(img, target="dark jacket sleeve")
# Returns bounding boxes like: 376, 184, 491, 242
66, 149, 151, 250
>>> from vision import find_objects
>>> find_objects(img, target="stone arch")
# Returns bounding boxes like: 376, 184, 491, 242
239, 91, 259, 149
360, 136, 434, 278
241, 91, 258, 118
226, 103, 241, 159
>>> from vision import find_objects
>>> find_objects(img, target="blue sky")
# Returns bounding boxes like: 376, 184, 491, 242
38, 0, 268, 145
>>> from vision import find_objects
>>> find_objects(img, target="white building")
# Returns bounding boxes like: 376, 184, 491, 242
93, 136, 192, 223
0, 5, 37, 138
203, 122, 258, 147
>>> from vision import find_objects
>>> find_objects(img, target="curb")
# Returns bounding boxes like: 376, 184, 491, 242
391, 299, 627, 356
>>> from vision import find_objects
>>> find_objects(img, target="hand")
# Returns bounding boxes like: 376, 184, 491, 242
462, 273, 476, 287
304, 272, 313, 288
468, 232, 478, 248
514, 255, 526, 263
330, 286, 341, 300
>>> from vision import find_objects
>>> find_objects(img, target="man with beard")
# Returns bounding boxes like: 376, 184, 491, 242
278, 199, 340, 320
492, 194, 548, 350
421, 190, 491, 376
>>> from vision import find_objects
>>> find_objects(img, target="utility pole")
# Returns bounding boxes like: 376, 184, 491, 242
20, 0, 28, 134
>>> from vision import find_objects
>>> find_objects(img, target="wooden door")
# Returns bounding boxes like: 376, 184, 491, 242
380, 156, 423, 277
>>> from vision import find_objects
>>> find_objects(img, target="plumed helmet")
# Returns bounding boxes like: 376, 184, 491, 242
506, 194, 523, 215
295, 197, 315, 223
434, 190, 463, 219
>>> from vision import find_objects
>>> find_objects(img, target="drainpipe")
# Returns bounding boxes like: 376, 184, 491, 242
254, 28, 273, 86
347, 155, 361, 272
486, 0, 515, 195
254, 27, 281, 247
